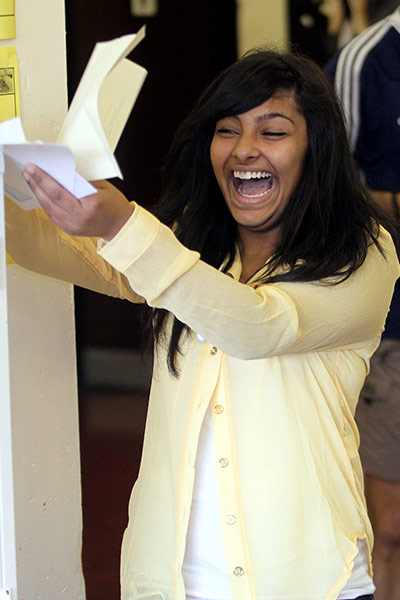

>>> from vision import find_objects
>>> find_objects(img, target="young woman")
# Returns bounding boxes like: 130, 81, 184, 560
7, 50, 399, 600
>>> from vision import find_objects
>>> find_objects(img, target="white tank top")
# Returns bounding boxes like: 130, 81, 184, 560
182, 408, 375, 600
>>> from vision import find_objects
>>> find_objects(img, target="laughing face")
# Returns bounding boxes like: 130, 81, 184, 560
210, 92, 308, 252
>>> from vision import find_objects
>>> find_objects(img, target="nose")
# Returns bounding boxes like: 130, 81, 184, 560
231, 131, 260, 162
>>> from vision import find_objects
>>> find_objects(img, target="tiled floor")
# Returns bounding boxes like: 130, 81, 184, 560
79, 387, 149, 600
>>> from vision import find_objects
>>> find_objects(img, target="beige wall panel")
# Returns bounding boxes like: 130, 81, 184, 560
237, 0, 289, 56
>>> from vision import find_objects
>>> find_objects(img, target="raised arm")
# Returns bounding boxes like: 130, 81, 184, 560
99, 203, 399, 359
6, 168, 142, 302
20, 164, 400, 359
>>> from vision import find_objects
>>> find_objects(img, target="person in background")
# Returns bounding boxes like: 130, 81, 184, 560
290, 0, 398, 64
326, 6, 400, 599
6, 49, 399, 600
315, 0, 369, 47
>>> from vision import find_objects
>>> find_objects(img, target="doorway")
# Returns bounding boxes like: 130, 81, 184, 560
64, 2, 237, 597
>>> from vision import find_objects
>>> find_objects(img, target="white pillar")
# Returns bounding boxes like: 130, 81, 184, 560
1, 0, 85, 598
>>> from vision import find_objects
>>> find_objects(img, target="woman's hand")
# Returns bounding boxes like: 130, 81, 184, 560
22, 163, 135, 240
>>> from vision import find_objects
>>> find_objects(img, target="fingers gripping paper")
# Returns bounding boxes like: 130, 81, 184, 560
0, 27, 147, 210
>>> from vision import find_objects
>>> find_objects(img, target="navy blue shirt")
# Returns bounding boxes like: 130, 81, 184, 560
325, 8, 400, 339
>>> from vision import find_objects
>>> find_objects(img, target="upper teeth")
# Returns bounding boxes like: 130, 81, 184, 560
233, 171, 272, 180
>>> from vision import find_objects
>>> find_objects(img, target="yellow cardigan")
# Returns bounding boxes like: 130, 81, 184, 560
6, 197, 400, 600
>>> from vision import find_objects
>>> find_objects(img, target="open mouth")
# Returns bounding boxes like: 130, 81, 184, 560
232, 170, 273, 199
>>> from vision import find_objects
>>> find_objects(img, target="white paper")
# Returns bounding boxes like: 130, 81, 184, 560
1, 28, 147, 210
0, 117, 26, 144
56, 27, 147, 181
0, 118, 96, 211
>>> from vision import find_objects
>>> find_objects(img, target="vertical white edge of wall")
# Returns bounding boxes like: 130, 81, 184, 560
0, 164, 16, 593
236, 0, 289, 57
3, 0, 85, 598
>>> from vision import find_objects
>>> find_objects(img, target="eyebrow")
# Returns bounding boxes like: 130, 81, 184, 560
255, 112, 294, 124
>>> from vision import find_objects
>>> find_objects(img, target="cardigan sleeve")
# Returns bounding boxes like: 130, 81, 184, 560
99, 203, 400, 359
5, 194, 142, 303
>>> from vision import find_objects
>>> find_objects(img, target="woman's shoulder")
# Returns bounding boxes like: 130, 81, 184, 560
376, 225, 399, 258
365, 225, 400, 284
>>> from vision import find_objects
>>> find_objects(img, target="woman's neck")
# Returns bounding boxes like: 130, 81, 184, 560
237, 229, 279, 283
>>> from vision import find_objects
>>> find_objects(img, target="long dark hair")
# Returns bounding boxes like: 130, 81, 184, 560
149, 49, 389, 374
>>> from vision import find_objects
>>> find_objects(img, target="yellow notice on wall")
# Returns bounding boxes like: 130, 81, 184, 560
0, 46, 20, 121
0, 4, 17, 265
0, 0, 15, 40
2, 46, 19, 264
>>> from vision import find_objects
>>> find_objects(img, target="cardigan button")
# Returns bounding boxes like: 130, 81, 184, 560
214, 404, 224, 415
233, 566, 244, 577
209, 346, 217, 355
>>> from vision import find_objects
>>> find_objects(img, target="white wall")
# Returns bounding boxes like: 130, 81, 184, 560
237, 0, 289, 56
3, 1, 85, 598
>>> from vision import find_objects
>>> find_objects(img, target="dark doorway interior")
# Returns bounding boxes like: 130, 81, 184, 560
65, 2, 237, 598
66, 0, 237, 368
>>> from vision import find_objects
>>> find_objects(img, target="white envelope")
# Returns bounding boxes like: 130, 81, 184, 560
0, 119, 96, 211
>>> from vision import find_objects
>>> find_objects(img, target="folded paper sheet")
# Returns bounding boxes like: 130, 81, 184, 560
0, 28, 147, 210
56, 26, 147, 181
0, 118, 96, 211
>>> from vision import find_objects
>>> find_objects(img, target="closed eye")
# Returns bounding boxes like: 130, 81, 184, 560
216, 127, 239, 135
262, 131, 286, 137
